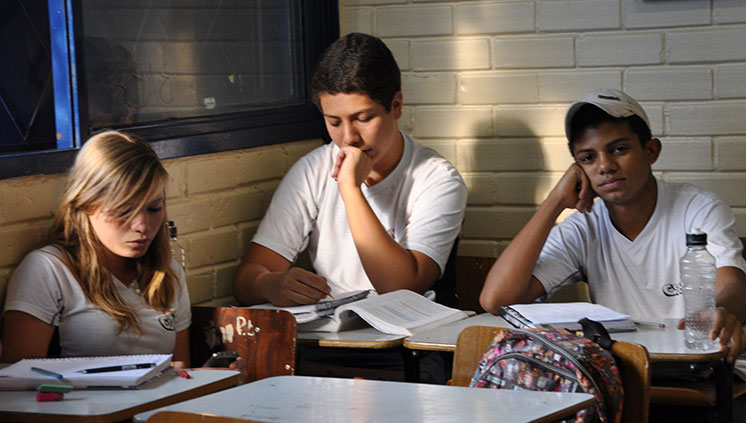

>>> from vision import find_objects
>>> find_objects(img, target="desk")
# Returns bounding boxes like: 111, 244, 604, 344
0, 369, 239, 423
403, 313, 510, 352
405, 314, 724, 360
135, 375, 596, 423
298, 326, 405, 349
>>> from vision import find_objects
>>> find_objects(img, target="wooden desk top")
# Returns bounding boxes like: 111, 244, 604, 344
135, 375, 596, 423
0, 369, 239, 423
298, 326, 406, 349
405, 314, 724, 362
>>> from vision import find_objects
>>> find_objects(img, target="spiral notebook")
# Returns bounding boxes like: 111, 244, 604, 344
0, 354, 172, 390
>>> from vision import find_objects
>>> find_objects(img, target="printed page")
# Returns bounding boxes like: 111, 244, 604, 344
338, 289, 467, 336
510, 302, 630, 324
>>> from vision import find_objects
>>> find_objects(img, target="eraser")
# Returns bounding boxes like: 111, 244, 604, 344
37, 384, 74, 393
36, 392, 64, 402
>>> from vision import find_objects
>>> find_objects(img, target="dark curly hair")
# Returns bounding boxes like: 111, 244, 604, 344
310, 33, 401, 111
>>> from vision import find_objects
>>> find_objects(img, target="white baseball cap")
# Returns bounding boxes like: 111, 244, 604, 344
564, 88, 651, 141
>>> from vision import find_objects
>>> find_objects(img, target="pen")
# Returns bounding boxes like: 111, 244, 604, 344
79, 363, 156, 374
31, 367, 63, 379
633, 320, 666, 328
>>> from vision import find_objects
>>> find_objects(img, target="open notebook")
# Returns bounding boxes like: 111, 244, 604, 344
0, 354, 172, 390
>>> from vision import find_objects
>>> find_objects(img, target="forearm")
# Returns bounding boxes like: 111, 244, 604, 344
233, 264, 276, 305
340, 185, 435, 293
480, 195, 565, 313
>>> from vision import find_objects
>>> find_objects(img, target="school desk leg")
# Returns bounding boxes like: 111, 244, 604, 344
402, 348, 420, 383
713, 359, 734, 423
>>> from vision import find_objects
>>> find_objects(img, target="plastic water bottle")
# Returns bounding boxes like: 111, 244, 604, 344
680, 229, 718, 350
168, 220, 186, 269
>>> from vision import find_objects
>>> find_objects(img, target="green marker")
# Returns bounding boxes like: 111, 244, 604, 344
37, 384, 74, 393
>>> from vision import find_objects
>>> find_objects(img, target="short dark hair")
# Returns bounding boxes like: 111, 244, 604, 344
310, 33, 401, 112
568, 104, 652, 152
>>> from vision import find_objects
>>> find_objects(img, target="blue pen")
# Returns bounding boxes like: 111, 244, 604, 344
31, 367, 64, 379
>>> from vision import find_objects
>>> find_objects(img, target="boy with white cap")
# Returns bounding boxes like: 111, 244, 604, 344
479, 88, 746, 363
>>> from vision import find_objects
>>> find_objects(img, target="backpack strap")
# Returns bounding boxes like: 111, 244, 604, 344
579, 317, 615, 349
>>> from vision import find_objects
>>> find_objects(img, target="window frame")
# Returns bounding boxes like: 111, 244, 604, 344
0, 0, 338, 180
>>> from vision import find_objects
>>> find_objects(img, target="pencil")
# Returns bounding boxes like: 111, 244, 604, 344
633, 320, 666, 328
31, 367, 64, 379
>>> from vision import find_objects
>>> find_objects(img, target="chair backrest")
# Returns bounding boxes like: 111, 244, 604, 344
147, 410, 265, 423
430, 236, 460, 308
190, 307, 296, 383
452, 325, 651, 423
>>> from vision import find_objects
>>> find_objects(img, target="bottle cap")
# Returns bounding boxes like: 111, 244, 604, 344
686, 229, 707, 246
168, 220, 177, 238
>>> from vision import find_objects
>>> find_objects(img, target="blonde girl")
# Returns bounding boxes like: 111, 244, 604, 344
1, 131, 191, 365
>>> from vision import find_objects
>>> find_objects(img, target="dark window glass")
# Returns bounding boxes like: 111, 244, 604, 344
0, 0, 56, 153
78, 0, 304, 129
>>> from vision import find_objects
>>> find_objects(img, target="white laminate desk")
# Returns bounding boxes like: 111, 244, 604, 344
0, 369, 239, 423
405, 314, 724, 361
403, 313, 511, 352
135, 375, 596, 423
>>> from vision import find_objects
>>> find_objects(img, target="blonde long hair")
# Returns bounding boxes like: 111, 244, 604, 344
48, 131, 177, 333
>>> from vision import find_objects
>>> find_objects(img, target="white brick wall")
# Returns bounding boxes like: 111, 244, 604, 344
716, 65, 746, 99
376, 6, 452, 37
537, 0, 619, 32
667, 29, 746, 63
577, 33, 663, 66
412, 39, 490, 70
459, 73, 538, 104
455, 2, 534, 35
714, 0, 746, 24
493, 37, 575, 69
339, 0, 746, 256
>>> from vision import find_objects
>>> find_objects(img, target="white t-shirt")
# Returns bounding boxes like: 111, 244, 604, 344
253, 132, 468, 295
4, 245, 192, 357
534, 178, 746, 320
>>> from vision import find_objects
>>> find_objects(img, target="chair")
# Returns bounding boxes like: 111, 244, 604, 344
190, 307, 296, 383
147, 411, 265, 423
451, 325, 651, 423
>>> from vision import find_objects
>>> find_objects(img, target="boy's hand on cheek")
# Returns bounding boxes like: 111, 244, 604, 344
333, 146, 372, 190
550, 164, 596, 213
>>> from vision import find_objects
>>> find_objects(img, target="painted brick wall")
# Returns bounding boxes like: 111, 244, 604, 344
341, 0, 746, 259
0, 140, 321, 307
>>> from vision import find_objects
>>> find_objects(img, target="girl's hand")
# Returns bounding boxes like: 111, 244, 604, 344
228, 357, 248, 384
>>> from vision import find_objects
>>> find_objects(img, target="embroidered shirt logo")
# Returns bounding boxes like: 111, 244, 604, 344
159, 313, 176, 331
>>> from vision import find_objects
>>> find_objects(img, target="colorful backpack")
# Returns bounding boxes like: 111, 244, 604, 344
469, 325, 623, 423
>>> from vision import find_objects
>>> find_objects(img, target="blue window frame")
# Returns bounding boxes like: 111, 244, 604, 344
0, 0, 338, 180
